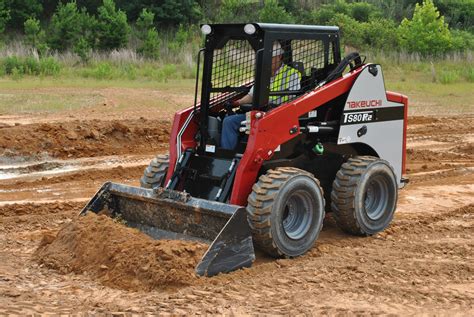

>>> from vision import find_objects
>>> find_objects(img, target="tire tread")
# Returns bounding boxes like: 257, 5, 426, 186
246, 167, 324, 257
139, 154, 169, 188
331, 155, 393, 236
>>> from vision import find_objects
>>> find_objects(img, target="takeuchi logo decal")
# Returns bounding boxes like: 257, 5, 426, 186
346, 99, 382, 109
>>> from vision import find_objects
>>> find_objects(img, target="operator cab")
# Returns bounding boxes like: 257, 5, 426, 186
195, 23, 342, 155
175, 23, 355, 202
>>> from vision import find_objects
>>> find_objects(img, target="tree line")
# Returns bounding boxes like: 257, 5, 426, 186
0, 0, 472, 60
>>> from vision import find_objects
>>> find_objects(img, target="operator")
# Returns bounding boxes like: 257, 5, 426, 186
220, 42, 301, 150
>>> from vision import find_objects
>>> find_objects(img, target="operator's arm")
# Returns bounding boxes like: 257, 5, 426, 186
236, 94, 252, 105
232, 86, 253, 106
224, 87, 253, 113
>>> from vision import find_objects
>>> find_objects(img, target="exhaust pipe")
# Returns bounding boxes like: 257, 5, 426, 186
80, 182, 255, 276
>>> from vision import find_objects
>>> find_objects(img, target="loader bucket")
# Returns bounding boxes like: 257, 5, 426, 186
80, 182, 255, 276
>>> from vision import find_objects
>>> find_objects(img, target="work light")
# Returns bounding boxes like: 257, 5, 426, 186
201, 24, 212, 35
244, 24, 256, 35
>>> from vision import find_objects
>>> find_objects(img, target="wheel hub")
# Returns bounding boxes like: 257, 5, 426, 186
364, 175, 389, 220
282, 190, 313, 240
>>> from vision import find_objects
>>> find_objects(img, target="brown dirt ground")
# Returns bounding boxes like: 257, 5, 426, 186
0, 111, 473, 315
0, 119, 170, 160
36, 213, 208, 292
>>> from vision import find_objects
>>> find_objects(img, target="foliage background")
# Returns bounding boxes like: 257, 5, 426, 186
0, 0, 471, 84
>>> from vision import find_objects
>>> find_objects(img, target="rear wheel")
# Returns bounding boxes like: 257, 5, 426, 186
140, 154, 169, 189
246, 167, 325, 257
331, 156, 398, 235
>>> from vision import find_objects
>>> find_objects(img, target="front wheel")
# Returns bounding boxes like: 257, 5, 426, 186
246, 167, 325, 257
139, 154, 169, 189
331, 156, 398, 236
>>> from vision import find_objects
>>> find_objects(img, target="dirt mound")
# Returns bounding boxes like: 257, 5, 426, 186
0, 201, 83, 217
0, 119, 170, 159
35, 213, 208, 291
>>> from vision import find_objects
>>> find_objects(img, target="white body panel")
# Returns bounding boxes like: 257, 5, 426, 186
338, 65, 405, 187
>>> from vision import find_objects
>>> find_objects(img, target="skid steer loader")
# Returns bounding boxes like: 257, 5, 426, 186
81, 23, 408, 277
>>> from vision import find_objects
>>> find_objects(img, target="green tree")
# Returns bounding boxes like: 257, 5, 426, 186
138, 28, 160, 59
435, 0, 474, 31
0, 0, 10, 34
310, 6, 340, 25
24, 17, 48, 54
96, 0, 130, 50
115, 0, 202, 27
451, 29, 474, 51
74, 36, 92, 62
136, 8, 160, 59
362, 19, 399, 50
398, 0, 452, 56
136, 8, 154, 40
169, 24, 189, 53
309, 0, 380, 24
259, 0, 295, 24
350, 2, 380, 22
330, 13, 365, 49
5, 0, 42, 29
24, 17, 41, 46
217, 0, 259, 23
48, 1, 98, 51
365, 0, 418, 23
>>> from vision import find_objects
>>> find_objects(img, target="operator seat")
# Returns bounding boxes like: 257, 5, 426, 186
289, 61, 304, 76
289, 61, 305, 91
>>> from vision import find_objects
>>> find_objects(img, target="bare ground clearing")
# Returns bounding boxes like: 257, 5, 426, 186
0, 109, 472, 314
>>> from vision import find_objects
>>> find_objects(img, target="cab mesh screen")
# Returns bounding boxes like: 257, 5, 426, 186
210, 40, 255, 106
288, 40, 326, 73
207, 39, 333, 107
269, 39, 327, 105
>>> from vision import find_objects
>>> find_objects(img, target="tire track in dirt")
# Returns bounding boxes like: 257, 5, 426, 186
0, 155, 163, 203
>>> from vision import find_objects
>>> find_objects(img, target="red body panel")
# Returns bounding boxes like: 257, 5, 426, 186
166, 107, 198, 183
386, 91, 409, 175
230, 68, 363, 205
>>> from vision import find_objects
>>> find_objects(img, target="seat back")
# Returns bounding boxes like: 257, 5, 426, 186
289, 61, 305, 75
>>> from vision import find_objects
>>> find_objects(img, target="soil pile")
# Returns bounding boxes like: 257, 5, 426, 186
36, 213, 208, 291
0, 119, 170, 159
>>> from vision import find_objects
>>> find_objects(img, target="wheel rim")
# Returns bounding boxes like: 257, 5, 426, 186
282, 190, 313, 240
364, 175, 389, 220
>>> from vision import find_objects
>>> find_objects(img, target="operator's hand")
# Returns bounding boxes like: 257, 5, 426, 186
224, 100, 239, 115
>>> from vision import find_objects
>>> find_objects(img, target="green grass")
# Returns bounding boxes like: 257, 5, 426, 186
0, 55, 197, 82
386, 80, 474, 116
0, 77, 195, 114
0, 90, 102, 113
0, 56, 472, 116
379, 59, 474, 115
0, 76, 195, 89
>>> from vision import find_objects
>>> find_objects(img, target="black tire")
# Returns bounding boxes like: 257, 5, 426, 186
246, 167, 325, 257
331, 156, 398, 236
139, 154, 169, 189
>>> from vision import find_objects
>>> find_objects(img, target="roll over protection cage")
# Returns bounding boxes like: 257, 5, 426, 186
197, 23, 342, 151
